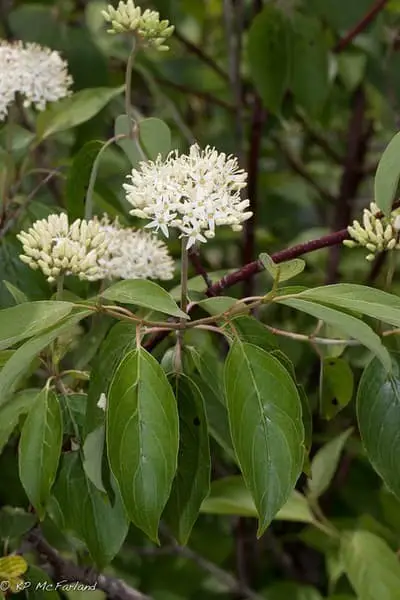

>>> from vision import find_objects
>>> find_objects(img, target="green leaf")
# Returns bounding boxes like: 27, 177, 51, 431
18, 388, 63, 518
164, 375, 210, 545
0, 507, 37, 540
275, 296, 391, 372
36, 86, 124, 140
107, 348, 179, 542
101, 279, 188, 319
231, 315, 277, 351
65, 140, 103, 220
26, 566, 60, 600
0, 301, 74, 351
83, 425, 106, 493
115, 115, 171, 166
320, 358, 354, 420
195, 296, 247, 316
307, 428, 353, 499
0, 309, 92, 408
260, 253, 306, 283
341, 530, 400, 599
49, 452, 128, 568
247, 5, 292, 114
374, 131, 400, 215
224, 342, 304, 535
298, 284, 400, 329
200, 476, 315, 524
290, 14, 329, 116
3, 281, 28, 304
357, 354, 400, 500
0, 389, 40, 453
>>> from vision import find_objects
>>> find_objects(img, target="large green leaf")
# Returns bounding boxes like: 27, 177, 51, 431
307, 428, 353, 499
374, 131, 400, 215
298, 284, 400, 329
357, 354, 400, 499
341, 530, 400, 599
224, 342, 304, 535
18, 388, 62, 518
164, 375, 210, 545
247, 5, 292, 114
0, 310, 92, 408
115, 115, 171, 166
275, 296, 391, 372
101, 279, 187, 319
231, 315, 277, 351
200, 476, 315, 524
0, 507, 37, 540
49, 452, 128, 568
36, 86, 124, 139
0, 301, 73, 351
0, 389, 40, 453
107, 348, 179, 542
290, 14, 329, 116
65, 140, 103, 220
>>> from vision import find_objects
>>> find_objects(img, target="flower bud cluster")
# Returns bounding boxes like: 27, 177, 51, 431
124, 144, 253, 249
344, 202, 400, 261
102, 1, 174, 50
0, 40, 72, 120
17, 214, 108, 283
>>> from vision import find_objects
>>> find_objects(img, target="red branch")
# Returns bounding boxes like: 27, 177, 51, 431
333, 0, 388, 53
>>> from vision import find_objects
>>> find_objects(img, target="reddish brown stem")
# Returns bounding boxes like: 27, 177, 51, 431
333, 0, 388, 53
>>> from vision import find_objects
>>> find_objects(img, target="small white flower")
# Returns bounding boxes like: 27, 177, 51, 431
17, 214, 107, 282
123, 144, 252, 247
102, 1, 174, 50
97, 393, 107, 412
96, 216, 174, 281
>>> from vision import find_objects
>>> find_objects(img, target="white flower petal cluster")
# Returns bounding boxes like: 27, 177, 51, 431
102, 0, 174, 50
124, 144, 252, 249
17, 214, 107, 282
0, 40, 72, 120
97, 216, 174, 281
344, 202, 400, 261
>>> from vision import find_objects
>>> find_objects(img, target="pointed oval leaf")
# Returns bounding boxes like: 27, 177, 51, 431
0, 389, 41, 453
247, 5, 292, 114
275, 296, 391, 372
164, 375, 211, 545
0, 301, 73, 351
49, 452, 129, 568
36, 85, 124, 140
83, 425, 106, 493
101, 279, 187, 319
115, 115, 171, 166
357, 354, 400, 499
307, 428, 353, 499
107, 348, 179, 542
18, 388, 63, 518
260, 253, 305, 282
341, 530, 400, 600
65, 140, 103, 220
374, 131, 400, 215
3, 281, 28, 304
224, 342, 304, 535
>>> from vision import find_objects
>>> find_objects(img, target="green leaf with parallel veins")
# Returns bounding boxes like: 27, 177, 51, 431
374, 131, 400, 215
164, 375, 210, 545
18, 388, 63, 518
0, 389, 40, 453
260, 253, 305, 282
357, 354, 400, 500
224, 342, 304, 535
231, 316, 277, 351
115, 115, 171, 166
247, 5, 292, 114
101, 279, 188, 319
275, 296, 391, 372
83, 425, 106, 493
0, 309, 92, 408
49, 452, 128, 568
320, 357, 354, 420
341, 530, 400, 600
36, 86, 124, 139
107, 348, 179, 542
200, 476, 315, 525
0, 301, 73, 351
290, 14, 329, 117
65, 140, 103, 220
307, 428, 353, 499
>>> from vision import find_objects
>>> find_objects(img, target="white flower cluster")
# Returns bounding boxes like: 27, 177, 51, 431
17, 214, 108, 282
0, 40, 72, 120
343, 202, 400, 261
124, 144, 252, 249
97, 216, 174, 281
102, 0, 174, 50
17, 213, 174, 283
